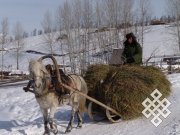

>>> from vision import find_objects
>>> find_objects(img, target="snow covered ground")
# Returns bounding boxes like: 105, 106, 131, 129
0, 24, 179, 72
0, 25, 180, 135
0, 73, 180, 135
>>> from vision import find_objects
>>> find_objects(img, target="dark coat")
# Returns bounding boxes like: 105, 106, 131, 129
122, 41, 142, 64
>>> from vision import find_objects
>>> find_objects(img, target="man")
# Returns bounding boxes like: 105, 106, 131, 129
122, 33, 142, 65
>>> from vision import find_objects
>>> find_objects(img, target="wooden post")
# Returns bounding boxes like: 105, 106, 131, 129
61, 83, 122, 117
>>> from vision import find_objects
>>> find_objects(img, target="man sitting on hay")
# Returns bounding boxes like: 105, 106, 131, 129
122, 33, 142, 65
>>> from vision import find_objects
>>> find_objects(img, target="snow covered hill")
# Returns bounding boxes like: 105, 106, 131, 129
0, 73, 180, 135
0, 25, 180, 135
0, 24, 178, 72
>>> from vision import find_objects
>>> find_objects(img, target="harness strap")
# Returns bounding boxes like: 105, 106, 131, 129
68, 75, 82, 103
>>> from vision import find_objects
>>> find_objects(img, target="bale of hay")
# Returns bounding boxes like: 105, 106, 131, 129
84, 64, 110, 98
84, 64, 171, 120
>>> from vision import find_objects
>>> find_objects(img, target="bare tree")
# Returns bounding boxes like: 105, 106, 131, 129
0, 17, 9, 79
105, 0, 116, 28
103, 0, 133, 50
60, 1, 76, 73
82, 0, 93, 66
13, 22, 24, 70
121, 0, 134, 35
105, 0, 123, 28
72, 0, 83, 74
95, 0, 103, 28
167, 0, 180, 51
42, 10, 56, 55
56, 6, 65, 71
138, 0, 152, 47
95, 0, 104, 48
104, 0, 117, 50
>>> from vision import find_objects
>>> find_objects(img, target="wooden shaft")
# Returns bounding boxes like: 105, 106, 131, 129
24, 89, 35, 94
61, 83, 121, 117
38, 55, 62, 83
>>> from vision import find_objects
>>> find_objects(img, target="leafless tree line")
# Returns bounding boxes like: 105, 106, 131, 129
40, 0, 152, 74
0, 18, 24, 74
0, 0, 154, 75
167, 0, 180, 51
0, 18, 8, 78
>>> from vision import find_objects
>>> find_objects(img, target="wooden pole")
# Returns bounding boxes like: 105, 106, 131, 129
61, 83, 122, 117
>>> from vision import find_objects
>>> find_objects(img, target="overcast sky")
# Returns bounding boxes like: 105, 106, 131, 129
0, 0, 166, 33
0, 0, 64, 33
151, 0, 166, 17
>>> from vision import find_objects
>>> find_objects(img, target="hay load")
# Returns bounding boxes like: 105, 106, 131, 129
84, 64, 110, 98
84, 64, 171, 120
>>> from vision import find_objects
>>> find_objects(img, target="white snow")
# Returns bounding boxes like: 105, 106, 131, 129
0, 25, 180, 135
0, 74, 180, 135
0, 24, 179, 72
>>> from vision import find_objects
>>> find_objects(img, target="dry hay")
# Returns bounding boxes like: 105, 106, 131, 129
84, 64, 171, 120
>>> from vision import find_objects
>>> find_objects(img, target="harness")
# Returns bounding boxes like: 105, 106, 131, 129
26, 68, 82, 104
50, 74, 82, 104
34, 75, 53, 98
56, 75, 78, 104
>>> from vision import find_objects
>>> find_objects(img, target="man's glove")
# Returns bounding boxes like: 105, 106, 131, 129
126, 57, 135, 63
23, 87, 29, 92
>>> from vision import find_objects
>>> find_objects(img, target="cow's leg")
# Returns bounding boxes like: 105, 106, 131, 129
77, 110, 83, 128
49, 106, 58, 134
41, 108, 50, 135
65, 106, 77, 133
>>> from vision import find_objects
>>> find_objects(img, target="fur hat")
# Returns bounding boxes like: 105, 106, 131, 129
126, 33, 136, 39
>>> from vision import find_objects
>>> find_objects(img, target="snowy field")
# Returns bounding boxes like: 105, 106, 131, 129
0, 74, 180, 135
0, 25, 180, 135
1, 24, 179, 72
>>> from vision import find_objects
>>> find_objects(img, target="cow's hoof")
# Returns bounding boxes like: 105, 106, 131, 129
65, 126, 72, 133
77, 124, 82, 129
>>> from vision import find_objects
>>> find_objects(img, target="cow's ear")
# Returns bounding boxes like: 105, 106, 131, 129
41, 65, 48, 75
